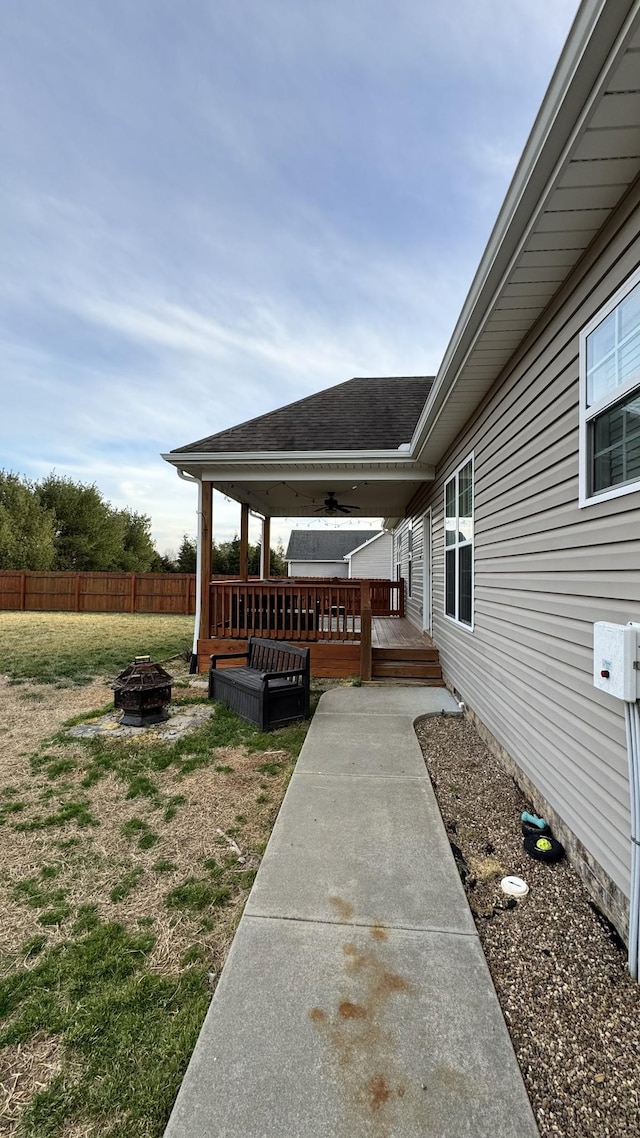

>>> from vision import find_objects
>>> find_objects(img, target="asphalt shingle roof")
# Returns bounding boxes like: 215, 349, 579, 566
172, 376, 433, 454
285, 530, 382, 562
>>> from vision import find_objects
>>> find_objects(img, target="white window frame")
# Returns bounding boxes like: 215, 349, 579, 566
443, 453, 474, 631
579, 264, 640, 507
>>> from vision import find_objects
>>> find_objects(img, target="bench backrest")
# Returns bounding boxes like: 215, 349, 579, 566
248, 637, 310, 677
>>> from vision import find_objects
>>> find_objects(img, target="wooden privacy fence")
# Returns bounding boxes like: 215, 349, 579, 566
0, 571, 197, 615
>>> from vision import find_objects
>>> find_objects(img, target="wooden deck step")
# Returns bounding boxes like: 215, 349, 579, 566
371, 644, 443, 683
371, 661, 443, 680
372, 647, 439, 662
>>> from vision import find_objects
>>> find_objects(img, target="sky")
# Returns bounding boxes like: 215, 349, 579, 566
1, 0, 580, 555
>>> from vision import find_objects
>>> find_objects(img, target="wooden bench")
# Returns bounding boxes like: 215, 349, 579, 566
208, 637, 310, 731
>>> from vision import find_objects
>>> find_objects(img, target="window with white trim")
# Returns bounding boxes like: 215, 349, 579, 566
444, 456, 473, 628
580, 266, 640, 504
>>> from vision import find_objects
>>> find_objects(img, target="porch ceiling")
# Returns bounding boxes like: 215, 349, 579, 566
202, 472, 430, 519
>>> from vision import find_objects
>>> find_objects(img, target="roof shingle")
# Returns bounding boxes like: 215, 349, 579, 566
285, 530, 382, 562
172, 376, 433, 454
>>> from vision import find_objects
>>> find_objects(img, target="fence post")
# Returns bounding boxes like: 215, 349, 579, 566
20, 571, 27, 611
359, 580, 372, 682
74, 574, 81, 612
130, 573, 136, 614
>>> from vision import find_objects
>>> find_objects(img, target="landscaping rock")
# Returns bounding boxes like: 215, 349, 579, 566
416, 714, 640, 1138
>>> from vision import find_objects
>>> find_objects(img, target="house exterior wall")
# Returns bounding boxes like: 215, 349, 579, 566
288, 560, 348, 578
393, 518, 425, 630
395, 180, 640, 937
348, 532, 393, 578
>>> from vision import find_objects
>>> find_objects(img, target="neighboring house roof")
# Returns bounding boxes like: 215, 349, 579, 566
344, 530, 389, 559
172, 377, 433, 454
285, 530, 382, 562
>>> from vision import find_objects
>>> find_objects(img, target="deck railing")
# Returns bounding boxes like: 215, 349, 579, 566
209, 578, 403, 641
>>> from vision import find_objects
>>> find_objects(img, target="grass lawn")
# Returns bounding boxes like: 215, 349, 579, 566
0, 617, 317, 1136
0, 612, 194, 684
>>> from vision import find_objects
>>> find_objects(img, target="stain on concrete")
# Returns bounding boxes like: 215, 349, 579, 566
329, 895, 355, 922
308, 904, 413, 1136
367, 1074, 391, 1111
370, 924, 388, 941
338, 1001, 367, 1020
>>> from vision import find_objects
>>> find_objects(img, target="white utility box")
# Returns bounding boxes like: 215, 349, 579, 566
593, 622, 640, 702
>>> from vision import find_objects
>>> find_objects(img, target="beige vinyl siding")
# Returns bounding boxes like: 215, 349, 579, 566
403, 181, 640, 901
348, 532, 393, 578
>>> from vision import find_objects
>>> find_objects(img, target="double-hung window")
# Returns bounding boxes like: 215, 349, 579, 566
580, 267, 640, 505
444, 455, 473, 628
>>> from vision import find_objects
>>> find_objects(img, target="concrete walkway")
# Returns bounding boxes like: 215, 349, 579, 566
165, 687, 539, 1138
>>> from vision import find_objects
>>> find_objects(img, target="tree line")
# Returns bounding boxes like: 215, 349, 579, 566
0, 471, 287, 575
174, 534, 286, 576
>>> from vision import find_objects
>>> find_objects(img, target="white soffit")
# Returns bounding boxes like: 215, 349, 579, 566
414, 1, 640, 467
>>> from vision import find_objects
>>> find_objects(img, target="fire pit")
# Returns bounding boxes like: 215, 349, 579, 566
113, 656, 173, 727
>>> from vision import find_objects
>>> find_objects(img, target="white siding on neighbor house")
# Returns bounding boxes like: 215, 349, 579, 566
397, 180, 640, 903
348, 532, 393, 578
288, 561, 348, 578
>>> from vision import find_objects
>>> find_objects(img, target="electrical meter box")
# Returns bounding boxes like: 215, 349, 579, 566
593, 622, 640, 701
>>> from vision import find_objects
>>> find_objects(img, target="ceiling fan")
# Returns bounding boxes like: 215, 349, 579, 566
314, 491, 361, 516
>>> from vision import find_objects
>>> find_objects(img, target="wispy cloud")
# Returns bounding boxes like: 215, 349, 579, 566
0, 0, 579, 551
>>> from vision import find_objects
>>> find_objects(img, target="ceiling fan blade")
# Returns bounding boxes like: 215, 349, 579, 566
336, 505, 350, 513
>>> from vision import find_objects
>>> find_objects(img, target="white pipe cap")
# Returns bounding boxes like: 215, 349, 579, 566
501, 876, 529, 897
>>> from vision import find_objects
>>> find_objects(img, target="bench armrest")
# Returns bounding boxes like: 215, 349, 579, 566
210, 651, 249, 669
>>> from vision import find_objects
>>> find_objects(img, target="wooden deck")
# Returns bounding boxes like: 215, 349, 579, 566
371, 617, 441, 683
198, 614, 441, 683
372, 617, 435, 650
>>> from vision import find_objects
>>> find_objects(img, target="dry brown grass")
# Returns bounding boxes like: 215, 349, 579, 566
0, 724, 289, 972
0, 675, 112, 787
0, 672, 300, 1132
0, 1035, 64, 1134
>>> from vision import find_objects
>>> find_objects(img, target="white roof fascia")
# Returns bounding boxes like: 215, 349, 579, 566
163, 450, 433, 469
410, 0, 640, 460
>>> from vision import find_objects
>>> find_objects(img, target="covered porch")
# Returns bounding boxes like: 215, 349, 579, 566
167, 477, 440, 681
162, 375, 438, 681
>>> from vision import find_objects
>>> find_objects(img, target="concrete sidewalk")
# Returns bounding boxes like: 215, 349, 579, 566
165, 687, 539, 1138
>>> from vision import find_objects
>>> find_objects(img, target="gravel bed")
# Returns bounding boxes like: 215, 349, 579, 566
416, 713, 640, 1138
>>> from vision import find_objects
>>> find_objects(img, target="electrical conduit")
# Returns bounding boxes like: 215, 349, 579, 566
624, 700, 640, 981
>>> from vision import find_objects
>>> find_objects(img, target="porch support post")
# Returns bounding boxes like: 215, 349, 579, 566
360, 579, 372, 682
199, 480, 213, 642
261, 516, 271, 579
239, 502, 249, 581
